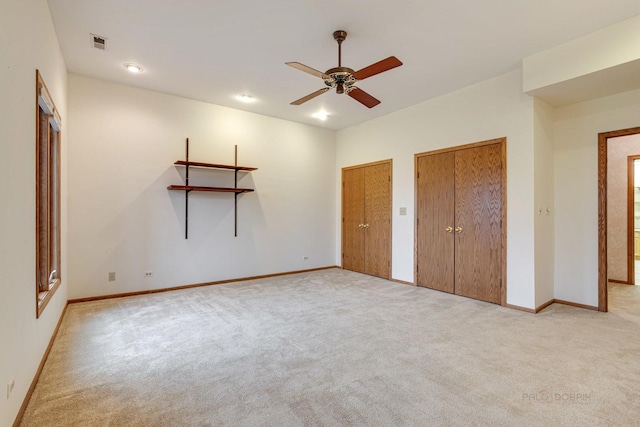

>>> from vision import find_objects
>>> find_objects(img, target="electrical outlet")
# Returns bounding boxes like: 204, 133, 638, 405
7, 377, 15, 399
144, 271, 153, 278
108, 272, 116, 281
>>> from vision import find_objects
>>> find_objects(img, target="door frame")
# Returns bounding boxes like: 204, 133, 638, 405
598, 126, 640, 311
341, 159, 393, 279
414, 137, 507, 306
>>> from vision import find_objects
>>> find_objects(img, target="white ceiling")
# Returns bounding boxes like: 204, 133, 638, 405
47, 0, 640, 131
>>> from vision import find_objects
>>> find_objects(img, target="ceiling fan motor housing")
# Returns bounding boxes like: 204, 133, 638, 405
324, 67, 356, 93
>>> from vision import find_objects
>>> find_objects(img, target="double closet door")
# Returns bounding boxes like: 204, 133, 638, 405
415, 139, 505, 304
342, 160, 392, 279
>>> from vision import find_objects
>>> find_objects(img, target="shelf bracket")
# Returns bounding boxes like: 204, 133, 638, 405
234, 145, 238, 237
185, 138, 190, 239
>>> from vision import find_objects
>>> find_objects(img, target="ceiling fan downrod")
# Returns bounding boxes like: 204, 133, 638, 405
333, 30, 347, 67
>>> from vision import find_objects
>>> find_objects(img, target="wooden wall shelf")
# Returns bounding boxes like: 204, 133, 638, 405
168, 138, 256, 238
173, 160, 257, 171
167, 185, 254, 193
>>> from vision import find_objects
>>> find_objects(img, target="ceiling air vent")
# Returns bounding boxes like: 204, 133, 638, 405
90, 34, 107, 50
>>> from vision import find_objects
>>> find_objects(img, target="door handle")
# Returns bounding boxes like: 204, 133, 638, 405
363, 224, 370, 228
358, 224, 364, 228
455, 226, 462, 233
445, 226, 453, 233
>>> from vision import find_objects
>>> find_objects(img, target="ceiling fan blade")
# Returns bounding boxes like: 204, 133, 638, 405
348, 87, 381, 108
290, 88, 330, 105
285, 62, 329, 79
353, 56, 403, 81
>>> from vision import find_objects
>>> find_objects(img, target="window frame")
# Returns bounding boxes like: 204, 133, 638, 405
35, 70, 62, 318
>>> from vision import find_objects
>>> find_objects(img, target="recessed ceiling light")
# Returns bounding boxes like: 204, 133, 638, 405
124, 63, 143, 73
237, 94, 255, 103
312, 111, 328, 121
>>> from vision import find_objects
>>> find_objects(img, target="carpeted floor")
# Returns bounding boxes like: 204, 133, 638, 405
20, 269, 640, 426
608, 281, 640, 325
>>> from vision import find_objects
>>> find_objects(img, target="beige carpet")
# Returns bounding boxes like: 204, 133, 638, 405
609, 282, 640, 325
20, 269, 640, 426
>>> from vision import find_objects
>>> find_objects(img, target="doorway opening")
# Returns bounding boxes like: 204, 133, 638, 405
629, 157, 640, 285
628, 159, 640, 286
598, 126, 640, 311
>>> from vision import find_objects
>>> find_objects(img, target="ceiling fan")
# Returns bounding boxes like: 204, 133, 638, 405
286, 30, 403, 108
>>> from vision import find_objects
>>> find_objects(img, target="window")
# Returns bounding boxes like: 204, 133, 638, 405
36, 70, 62, 318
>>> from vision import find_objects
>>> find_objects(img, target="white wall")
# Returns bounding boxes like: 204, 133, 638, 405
606, 134, 640, 282
523, 15, 640, 93
67, 74, 336, 299
533, 99, 556, 306
0, 0, 68, 425
336, 69, 537, 309
554, 88, 640, 306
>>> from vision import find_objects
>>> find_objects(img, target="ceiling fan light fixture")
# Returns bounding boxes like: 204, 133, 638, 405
124, 63, 143, 73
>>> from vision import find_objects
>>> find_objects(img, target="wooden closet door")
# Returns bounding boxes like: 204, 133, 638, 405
342, 167, 365, 273
364, 163, 391, 279
454, 144, 502, 304
416, 152, 455, 293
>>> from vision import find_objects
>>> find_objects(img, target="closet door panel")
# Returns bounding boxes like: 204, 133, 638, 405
364, 163, 391, 279
342, 167, 365, 273
454, 144, 502, 304
416, 152, 455, 292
